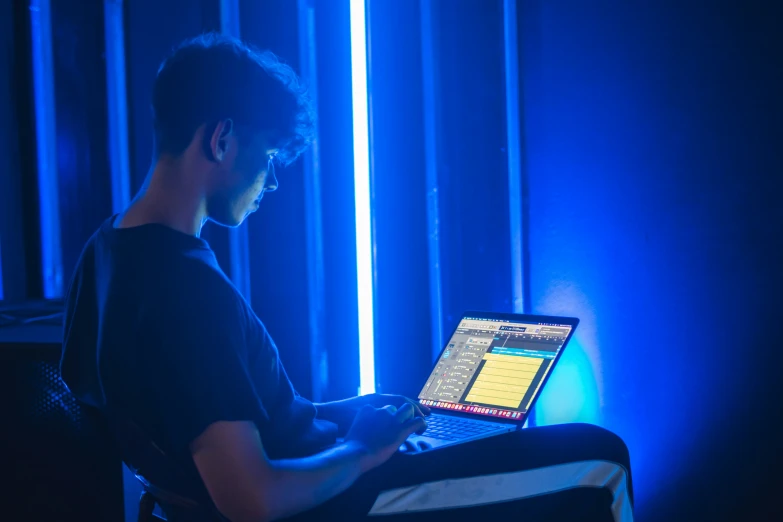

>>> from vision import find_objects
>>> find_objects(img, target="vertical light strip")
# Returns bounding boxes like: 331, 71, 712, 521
220, 0, 252, 301
104, 0, 132, 214
297, 0, 327, 402
30, 0, 63, 298
349, 0, 376, 395
504, 0, 524, 314
420, 0, 445, 361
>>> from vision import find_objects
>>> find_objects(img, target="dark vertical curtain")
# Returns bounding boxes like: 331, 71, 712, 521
0, 1, 27, 301
50, 1, 112, 286
431, 0, 512, 331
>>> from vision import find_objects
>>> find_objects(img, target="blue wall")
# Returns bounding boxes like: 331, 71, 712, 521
521, 1, 783, 519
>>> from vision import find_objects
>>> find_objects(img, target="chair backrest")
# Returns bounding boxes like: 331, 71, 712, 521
0, 335, 124, 522
101, 410, 228, 522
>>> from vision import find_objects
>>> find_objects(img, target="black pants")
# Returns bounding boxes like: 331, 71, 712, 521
289, 423, 633, 522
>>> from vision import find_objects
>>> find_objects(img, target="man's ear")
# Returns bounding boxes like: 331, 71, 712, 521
207, 119, 234, 162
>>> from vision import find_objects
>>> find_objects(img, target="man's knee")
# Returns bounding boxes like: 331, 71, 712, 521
522, 423, 631, 470
562, 423, 629, 456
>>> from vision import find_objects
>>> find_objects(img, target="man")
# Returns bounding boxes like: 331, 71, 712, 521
62, 34, 633, 522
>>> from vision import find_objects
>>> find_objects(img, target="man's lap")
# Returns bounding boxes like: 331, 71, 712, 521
289, 423, 633, 521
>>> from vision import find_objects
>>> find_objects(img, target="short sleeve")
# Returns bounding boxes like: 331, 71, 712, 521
146, 272, 269, 453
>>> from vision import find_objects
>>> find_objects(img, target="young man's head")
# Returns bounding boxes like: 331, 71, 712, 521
152, 33, 315, 227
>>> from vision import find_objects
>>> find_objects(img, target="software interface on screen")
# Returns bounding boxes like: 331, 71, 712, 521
419, 317, 572, 420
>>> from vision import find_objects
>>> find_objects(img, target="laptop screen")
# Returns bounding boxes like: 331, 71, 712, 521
418, 315, 573, 421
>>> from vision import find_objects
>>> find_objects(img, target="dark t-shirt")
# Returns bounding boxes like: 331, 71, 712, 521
61, 216, 337, 469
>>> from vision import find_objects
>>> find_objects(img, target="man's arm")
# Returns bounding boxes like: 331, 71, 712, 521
316, 394, 430, 434
192, 404, 425, 522
192, 421, 364, 522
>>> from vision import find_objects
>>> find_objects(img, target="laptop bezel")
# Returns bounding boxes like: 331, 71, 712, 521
419, 311, 580, 427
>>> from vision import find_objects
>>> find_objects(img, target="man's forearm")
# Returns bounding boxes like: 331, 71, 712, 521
263, 441, 368, 520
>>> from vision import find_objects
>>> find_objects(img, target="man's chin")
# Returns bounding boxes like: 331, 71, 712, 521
207, 202, 260, 228
207, 214, 247, 228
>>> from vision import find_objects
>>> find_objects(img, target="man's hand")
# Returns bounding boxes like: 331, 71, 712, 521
345, 403, 427, 472
316, 394, 430, 435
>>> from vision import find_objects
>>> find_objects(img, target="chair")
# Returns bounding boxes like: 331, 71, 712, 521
2, 349, 125, 522
101, 410, 228, 522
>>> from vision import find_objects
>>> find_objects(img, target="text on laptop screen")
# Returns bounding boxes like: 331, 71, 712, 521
418, 317, 572, 420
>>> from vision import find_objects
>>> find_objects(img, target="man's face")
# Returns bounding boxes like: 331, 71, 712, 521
207, 131, 278, 227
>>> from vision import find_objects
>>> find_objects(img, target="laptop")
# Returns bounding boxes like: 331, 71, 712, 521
401, 311, 579, 453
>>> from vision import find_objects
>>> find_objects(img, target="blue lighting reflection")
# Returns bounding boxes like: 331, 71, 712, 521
534, 337, 601, 426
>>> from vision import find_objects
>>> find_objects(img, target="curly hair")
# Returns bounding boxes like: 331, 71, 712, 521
152, 33, 315, 166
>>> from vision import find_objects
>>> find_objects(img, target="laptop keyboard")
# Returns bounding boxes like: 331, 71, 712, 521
422, 413, 505, 441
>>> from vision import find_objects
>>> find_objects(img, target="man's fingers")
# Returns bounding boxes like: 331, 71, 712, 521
356, 404, 375, 418
412, 401, 431, 417
395, 402, 415, 422
405, 397, 430, 417
379, 394, 430, 417
401, 416, 428, 438
397, 396, 429, 418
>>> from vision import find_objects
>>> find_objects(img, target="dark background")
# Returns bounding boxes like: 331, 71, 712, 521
1, 0, 781, 520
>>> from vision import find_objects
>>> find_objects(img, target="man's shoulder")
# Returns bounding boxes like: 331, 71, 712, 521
143, 261, 240, 325
166, 253, 240, 303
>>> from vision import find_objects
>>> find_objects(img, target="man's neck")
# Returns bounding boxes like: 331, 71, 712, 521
116, 157, 208, 237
